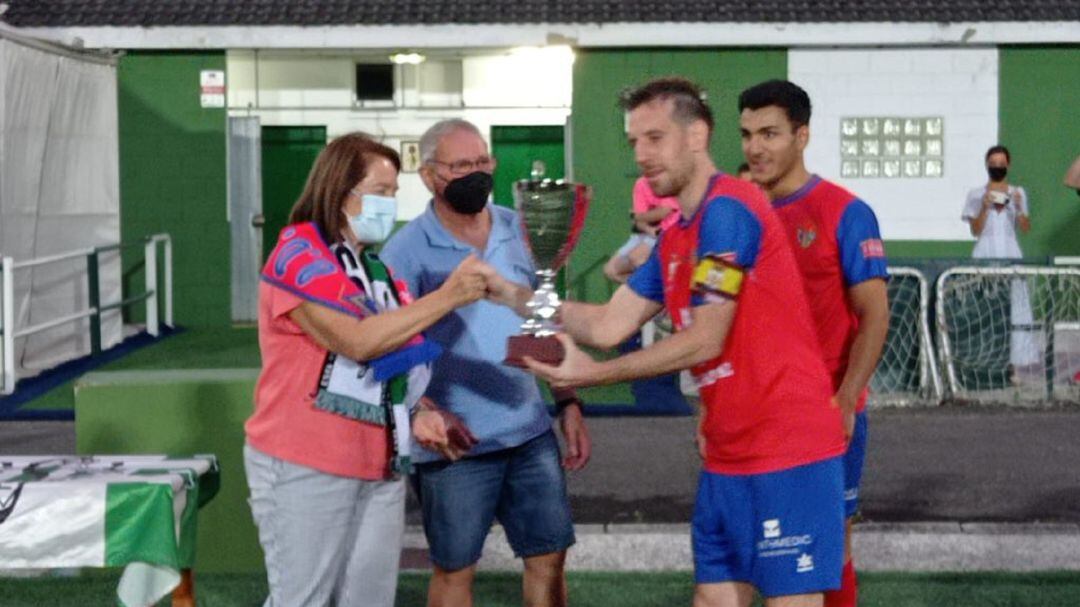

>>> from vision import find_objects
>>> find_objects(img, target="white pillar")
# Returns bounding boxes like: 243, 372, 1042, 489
144, 240, 159, 337
2, 256, 16, 395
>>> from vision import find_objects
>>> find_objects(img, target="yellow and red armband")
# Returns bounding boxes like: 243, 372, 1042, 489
691, 254, 745, 300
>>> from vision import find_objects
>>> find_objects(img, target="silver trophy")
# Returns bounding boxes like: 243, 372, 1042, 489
505, 162, 591, 367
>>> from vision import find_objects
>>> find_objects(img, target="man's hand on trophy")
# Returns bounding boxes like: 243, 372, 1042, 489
483, 271, 533, 317
523, 333, 604, 389
440, 254, 492, 307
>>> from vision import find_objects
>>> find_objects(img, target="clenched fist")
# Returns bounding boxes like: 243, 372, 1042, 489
440, 254, 494, 307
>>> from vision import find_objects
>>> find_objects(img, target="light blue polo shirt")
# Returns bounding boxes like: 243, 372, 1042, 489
380, 202, 552, 464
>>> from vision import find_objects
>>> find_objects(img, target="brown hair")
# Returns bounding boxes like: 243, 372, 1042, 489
619, 77, 714, 135
287, 132, 402, 243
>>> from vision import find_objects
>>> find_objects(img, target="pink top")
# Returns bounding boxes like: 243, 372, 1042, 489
245, 282, 391, 480
632, 176, 682, 232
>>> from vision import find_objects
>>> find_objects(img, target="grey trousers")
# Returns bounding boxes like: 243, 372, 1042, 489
244, 444, 405, 607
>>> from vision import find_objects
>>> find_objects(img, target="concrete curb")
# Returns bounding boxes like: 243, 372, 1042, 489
402, 523, 1080, 572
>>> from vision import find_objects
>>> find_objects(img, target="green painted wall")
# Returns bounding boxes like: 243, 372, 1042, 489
884, 240, 973, 259
119, 52, 230, 326
999, 46, 1080, 260
569, 48, 786, 302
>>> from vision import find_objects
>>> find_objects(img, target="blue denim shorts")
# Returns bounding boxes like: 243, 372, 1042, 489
412, 430, 576, 571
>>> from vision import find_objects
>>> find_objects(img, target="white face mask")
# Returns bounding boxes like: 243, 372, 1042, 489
344, 192, 397, 244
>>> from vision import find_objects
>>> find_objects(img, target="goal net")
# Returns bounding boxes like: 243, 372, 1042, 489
936, 266, 1080, 405
869, 267, 942, 407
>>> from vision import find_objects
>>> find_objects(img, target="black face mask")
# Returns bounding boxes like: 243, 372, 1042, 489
988, 166, 1008, 182
443, 171, 493, 215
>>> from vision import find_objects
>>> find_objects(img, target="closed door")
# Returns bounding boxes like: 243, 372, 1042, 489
490, 125, 566, 209
260, 126, 327, 261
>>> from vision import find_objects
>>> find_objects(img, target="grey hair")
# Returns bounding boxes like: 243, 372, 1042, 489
419, 119, 484, 165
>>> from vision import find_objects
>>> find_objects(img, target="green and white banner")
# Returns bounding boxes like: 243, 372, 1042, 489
0, 455, 217, 606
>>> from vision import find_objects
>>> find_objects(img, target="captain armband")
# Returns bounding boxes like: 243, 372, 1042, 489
691, 254, 745, 300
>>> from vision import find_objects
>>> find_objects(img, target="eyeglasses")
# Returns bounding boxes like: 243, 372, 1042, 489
429, 155, 495, 176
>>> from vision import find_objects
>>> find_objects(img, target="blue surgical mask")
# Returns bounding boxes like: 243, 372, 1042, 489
344, 192, 397, 244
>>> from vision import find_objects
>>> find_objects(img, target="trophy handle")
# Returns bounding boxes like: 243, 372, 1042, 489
548, 184, 591, 272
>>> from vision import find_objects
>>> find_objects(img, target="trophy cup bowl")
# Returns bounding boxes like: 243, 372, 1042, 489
503, 169, 591, 368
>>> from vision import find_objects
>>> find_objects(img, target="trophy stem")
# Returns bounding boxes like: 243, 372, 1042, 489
521, 269, 561, 337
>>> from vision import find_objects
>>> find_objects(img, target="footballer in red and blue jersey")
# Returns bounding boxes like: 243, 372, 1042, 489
740, 79, 892, 607
771, 175, 887, 522
628, 172, 846, 597
629, 173, 846, 475
526, 77, 849, 602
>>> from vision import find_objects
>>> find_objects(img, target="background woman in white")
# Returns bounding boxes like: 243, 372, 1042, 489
961, 144, 1038, 379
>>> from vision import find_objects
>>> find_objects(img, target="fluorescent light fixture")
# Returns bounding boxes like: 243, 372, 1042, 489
390, 53, 425, 65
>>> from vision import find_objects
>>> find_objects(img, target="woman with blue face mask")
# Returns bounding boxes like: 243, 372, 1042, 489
245, 132, 490, 607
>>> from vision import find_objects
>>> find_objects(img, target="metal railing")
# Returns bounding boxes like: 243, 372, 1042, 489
0, 234, 173, 395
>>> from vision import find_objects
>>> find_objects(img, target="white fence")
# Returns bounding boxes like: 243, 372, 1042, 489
936, 266, 1080, 406
864, 264, 1079, 408
0, 234, 172, 395
869, 267, 943, 407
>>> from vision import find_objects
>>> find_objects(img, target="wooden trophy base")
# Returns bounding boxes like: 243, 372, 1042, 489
504, 334, 565, 368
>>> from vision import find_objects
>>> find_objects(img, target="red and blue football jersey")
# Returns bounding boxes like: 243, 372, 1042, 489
628, 174, 845, 475
771, 175, 888, 412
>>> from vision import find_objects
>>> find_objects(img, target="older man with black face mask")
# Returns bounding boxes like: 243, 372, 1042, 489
380, 118, 590, 607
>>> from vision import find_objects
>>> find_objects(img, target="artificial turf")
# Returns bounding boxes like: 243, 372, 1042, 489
2, 571, 1080, 606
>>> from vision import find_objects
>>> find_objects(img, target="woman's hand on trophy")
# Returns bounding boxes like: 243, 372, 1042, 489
522, 333, 604, 389
411, 397, 478, 461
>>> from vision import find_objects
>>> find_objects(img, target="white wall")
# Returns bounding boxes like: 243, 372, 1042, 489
790, 48, 999, 241
227, 49, 572, 220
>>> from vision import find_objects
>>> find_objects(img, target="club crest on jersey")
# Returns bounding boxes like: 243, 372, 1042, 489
796, 225, 817, 248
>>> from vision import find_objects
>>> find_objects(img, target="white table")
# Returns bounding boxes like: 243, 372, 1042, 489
0, 454, 218, 606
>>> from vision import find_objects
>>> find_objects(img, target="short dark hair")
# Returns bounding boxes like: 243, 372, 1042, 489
738, 80, 812, 128
986, 145, 1011, 163
619, 77, 714, 134
737, 162, 750, 173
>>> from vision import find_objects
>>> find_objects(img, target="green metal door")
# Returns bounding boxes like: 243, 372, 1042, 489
260, 126, 327, 261
490, 125, 565, 209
